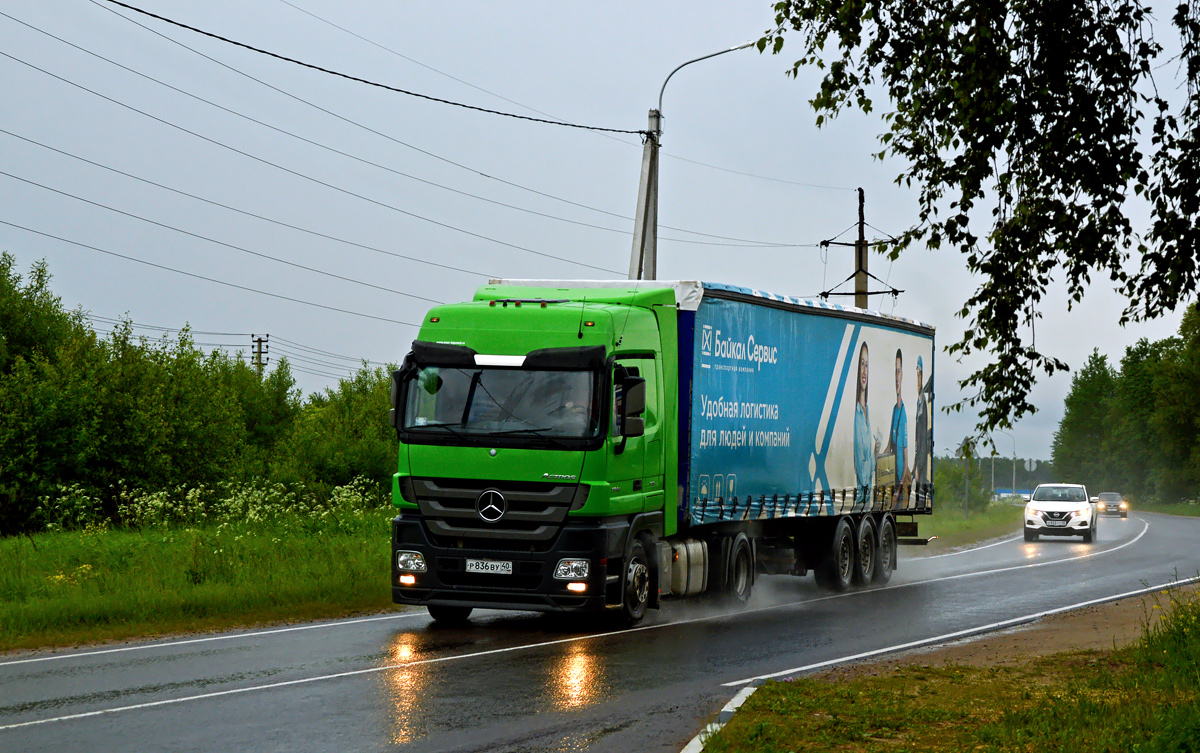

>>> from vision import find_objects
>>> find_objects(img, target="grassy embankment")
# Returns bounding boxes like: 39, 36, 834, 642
1133, 500, 1200, 518
706, 588, 1200, 752
915, 500, 1022, 552
1, 480, 401, 652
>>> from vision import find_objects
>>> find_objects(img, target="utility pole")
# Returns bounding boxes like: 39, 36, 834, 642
628, 110, 660, 280
628, 42, 754, 280
252, 334, 269, 378
819, 188, 899, 308
855, 187, 868, 309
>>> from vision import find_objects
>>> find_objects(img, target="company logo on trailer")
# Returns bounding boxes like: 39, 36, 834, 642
700, 325, 779, 370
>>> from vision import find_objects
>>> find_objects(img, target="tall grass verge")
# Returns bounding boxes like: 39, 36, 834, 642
1, 477, 399, 652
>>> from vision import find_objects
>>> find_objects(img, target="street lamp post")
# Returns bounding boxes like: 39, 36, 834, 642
629, 42, 755, 280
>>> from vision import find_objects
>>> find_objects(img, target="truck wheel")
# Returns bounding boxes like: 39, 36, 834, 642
852, 516, 878, 586
427, 605, 472, 624
873, 515, 896, 585
726, 534, 754, 606
815, 518, 855, 592
620, 538, 651, 626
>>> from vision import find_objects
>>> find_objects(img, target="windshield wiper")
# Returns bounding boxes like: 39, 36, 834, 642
413, 422, 475, 442
486, 427, 578, 450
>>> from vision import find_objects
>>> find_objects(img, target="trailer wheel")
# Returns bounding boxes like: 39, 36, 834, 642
873, 515, 896, 585
620, 538, 651, 626
726, 534, 754, 606
427, 605, 473, 624
852, 516, 878, 586
815, 518, 855, 592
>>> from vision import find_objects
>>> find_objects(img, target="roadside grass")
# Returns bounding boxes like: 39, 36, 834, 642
0, 514, 398, 652
0, 477, 404, 652
705, 589, 1200, 752
1133, 500, 1200, 518
917, 501, 1022, 552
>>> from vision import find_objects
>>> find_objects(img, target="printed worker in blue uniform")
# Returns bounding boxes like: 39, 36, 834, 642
913, 355, 931, 507
853, 342, 879, 508
884, 348, 911, 508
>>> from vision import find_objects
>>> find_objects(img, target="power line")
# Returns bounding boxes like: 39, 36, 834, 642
84, 313, 252, 337
0, 49, 623, 275
272, 344, 386, 368
0, 220, 419, 326
0, 170, 446, 304
88, 0, 814, 248
82, 314, 393, 365
0, 129, 491, 279
271, 336, 371, 361
272, 0, 857, 194
98, 0, 646, 136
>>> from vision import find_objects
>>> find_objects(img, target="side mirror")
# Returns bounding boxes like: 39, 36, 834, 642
389, 370, 402, 428
622, 377, 646, 417
623, 416, 645, 438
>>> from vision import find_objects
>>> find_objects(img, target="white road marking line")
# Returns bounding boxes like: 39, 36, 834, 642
918, 534, 1022, 559
0, 519, 1158, 730
722, 572, 1200, 687
0, 611, 425, 668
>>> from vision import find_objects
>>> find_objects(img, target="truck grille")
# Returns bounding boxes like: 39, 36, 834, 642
411, 477, 587, 551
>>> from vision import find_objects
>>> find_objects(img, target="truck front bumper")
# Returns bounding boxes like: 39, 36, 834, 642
391, 513, 626, 613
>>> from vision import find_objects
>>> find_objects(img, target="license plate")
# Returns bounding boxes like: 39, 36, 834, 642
466, 558, 512, 575
1047, 520, 1067, 527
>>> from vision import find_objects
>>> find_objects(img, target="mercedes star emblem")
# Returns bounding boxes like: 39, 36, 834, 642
476, 489, 506, 523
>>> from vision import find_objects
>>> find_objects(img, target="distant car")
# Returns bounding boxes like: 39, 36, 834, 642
1096, 492, 1128, 518
1024, 483, 1097, 542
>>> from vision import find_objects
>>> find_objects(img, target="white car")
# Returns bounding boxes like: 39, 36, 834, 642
1024, 483, 1097, 542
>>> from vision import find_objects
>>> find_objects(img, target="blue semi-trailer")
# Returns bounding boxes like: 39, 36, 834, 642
390, 280, 935, 624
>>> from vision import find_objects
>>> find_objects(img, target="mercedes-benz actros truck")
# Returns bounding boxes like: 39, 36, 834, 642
389, 280, 934, 625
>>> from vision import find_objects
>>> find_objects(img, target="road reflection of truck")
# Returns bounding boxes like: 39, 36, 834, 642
389, 280, 935, 625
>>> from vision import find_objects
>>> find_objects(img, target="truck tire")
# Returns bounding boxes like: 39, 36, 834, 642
852, 516, 878, 586
815, 518, 855, 592
427, 605, 473, 624
873, 514, 896, 585
725, 534, 754, 606
620, 538, 651, 626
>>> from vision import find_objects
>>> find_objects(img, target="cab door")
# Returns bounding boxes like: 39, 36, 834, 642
607, 358, 649, 514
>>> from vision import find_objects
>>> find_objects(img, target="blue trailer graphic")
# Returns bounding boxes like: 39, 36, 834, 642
680, 286, 935, 527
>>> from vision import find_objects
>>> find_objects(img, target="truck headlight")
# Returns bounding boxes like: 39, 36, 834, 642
396, 551, 427, 572
554, 559, 590, 580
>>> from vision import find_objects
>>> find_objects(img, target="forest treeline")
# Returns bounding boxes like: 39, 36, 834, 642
1052, 304, 1200, 504
0, 253, 398, 535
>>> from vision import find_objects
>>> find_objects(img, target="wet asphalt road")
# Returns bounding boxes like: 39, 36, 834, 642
3, 512, 1198, 753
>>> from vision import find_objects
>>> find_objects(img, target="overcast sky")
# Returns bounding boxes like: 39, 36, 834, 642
1, 0, 1190, 460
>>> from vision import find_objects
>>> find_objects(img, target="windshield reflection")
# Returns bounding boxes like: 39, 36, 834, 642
404, 366, 601, 439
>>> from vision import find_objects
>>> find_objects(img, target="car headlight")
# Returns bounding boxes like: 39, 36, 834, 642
396, 551, 427, 572
1098, 502, 1107, 510
1025, 505, 1042, 515
1120, 501, 1128, 509
554, 559, 590, 580
1075, 507, 1090, 517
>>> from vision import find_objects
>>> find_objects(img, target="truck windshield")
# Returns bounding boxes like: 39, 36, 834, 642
403, 366, 601, 439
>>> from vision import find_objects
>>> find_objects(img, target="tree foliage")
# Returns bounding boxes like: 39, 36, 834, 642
1052, 303, 1200, 502
763, 0, 1200, 432
0, 254, 398, 534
